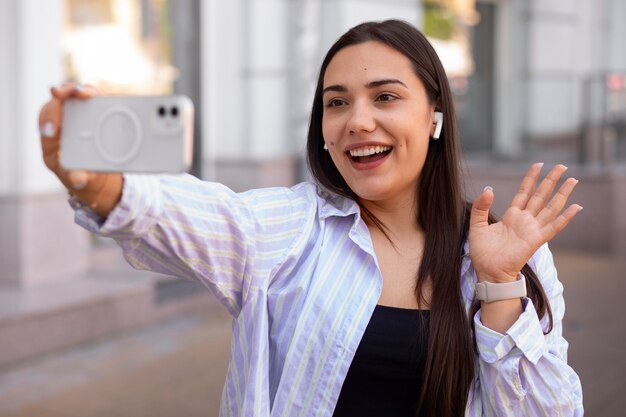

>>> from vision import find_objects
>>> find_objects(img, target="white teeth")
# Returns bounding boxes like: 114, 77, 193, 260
349, 146, 391, 157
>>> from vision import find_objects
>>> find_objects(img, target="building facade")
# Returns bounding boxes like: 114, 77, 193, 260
1, 0, 625, 289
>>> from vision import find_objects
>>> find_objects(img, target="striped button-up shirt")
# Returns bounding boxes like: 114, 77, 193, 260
74, 173, 583, 416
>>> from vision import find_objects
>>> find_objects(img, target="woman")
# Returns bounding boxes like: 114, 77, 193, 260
39, 20, 583, 417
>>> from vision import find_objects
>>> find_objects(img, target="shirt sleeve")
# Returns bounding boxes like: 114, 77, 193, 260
72, 173, 315, 317
471, 243, 584, 416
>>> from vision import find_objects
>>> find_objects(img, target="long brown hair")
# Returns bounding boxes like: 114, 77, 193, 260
306, 20, 553, 416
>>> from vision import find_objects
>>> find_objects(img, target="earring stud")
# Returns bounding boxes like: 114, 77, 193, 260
323, 143, 328, 151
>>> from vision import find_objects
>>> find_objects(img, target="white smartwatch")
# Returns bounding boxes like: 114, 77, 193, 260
475, 273, 527, 303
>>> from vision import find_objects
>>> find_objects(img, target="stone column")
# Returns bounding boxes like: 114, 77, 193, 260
199, 0, 296, 190
493, 0, 526, 157
0, 0, 90, 287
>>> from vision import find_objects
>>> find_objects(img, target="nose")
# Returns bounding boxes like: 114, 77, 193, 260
346, 101, 376, 135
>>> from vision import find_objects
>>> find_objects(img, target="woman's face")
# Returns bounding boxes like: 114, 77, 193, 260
322, 41, 436, 207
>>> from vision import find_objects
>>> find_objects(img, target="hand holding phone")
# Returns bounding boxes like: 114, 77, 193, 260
60, 95, 194, 173
39, 84, 188, 218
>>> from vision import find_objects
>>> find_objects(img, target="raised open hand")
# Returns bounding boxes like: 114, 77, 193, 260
469, 163, 582, 283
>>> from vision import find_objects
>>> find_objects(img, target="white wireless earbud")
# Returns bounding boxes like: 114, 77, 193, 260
433, 111, 443, 140
323, 143, 328, 151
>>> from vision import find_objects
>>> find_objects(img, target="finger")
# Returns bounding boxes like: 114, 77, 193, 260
470, 186, 494, 229
510, 162, 544, 209
39, 83, 86, 141
50, 82, 80, 99
525, 164, 568, 215
38, 98, 64, 173
542, 204, 583, 239
40, 83, 100, 175
67, 170, 90, 191
51, 82, 99, 100
536, 177, 579, 225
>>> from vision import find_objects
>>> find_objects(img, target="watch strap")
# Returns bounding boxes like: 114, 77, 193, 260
475, 273, 527, 303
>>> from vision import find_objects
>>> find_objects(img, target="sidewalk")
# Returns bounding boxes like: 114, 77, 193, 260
0, 248, 624, 416
551, 250, 626, 416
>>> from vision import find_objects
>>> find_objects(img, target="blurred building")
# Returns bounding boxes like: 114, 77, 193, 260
455, 0, 626, 257
1, 0, 625, 365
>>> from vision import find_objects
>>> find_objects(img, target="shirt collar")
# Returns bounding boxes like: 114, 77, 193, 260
317, 188, 360, 220
315, 185, 470, 274
315, 186, 378, 260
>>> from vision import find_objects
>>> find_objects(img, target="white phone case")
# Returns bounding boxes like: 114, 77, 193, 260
60, 95, 194, 173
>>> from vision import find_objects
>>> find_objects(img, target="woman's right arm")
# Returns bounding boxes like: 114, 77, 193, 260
38, 84, 314, 317
38, 83, 122, 218
76, 173, 313, 318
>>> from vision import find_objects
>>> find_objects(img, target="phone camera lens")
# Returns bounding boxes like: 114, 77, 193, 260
158, 106, 166, 117
171, 106, 179, 117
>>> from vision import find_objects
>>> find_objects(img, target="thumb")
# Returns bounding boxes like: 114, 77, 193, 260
67, 170, 90, 191
470, 186, 494, 229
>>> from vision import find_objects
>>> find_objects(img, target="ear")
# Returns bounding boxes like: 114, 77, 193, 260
432, 111, 443, 140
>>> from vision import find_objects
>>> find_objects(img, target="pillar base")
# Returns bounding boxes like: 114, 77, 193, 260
0, 192, 90, 288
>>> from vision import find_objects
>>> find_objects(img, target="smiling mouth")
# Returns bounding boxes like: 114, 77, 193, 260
348, 145, 392, 164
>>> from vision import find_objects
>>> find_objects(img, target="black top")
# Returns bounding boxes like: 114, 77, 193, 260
332, 305, 430, 417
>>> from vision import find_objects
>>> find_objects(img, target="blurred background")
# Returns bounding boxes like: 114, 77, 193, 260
1, 0, 625, 416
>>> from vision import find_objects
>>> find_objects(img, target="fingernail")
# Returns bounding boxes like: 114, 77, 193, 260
537, 162, 544, 168
71, 178, 87, 190
74, 83, 85, 93
72, 179, 87, 191
68, 171, 89, 190
483, 186, 493, 192
40, 122, 56, 138
578, 206, 584, 212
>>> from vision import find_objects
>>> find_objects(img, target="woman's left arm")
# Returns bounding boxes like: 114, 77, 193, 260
467, 163, 584, 415
469, 244, 583, 416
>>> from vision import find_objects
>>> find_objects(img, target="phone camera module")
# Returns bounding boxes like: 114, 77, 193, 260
158, 106, 166, 117
171, 106, 179, 117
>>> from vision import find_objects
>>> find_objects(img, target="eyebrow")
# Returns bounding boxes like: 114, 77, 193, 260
322, 78, 408, 95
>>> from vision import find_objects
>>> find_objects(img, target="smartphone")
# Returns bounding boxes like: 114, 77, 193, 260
60, 95, 194, 173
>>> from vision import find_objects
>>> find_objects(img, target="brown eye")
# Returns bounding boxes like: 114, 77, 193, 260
327, 99, 346, 108
377, 93, 397, 102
